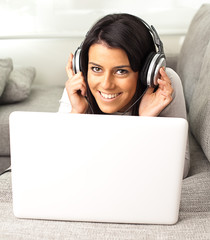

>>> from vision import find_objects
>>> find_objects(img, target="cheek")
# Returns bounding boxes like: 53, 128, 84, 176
129, 80, 137, 92
124, 75, 138, 95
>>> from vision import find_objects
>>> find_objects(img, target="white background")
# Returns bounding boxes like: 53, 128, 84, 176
0, 0, 209, 85
0, 0, 209, 38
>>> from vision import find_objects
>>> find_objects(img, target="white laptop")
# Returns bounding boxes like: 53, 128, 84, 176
9, 111, 188, 224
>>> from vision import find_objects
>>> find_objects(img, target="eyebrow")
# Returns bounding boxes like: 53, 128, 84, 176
89, 62, 131, 69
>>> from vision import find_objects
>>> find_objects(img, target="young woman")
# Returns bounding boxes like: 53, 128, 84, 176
59, 13, 190, 178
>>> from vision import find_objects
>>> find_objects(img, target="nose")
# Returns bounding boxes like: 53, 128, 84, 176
101, 71, 115, 90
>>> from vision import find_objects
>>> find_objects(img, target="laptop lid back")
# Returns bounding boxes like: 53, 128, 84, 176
9, 112, 188, 224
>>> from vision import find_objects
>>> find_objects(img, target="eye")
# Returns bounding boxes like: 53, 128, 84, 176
91, 66, 102, 73
116, 69, 128, 75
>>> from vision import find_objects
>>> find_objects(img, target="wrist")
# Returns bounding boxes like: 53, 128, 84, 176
71, 108, 87, 114
70, 108, 81, 114
70, 109, 77, 114
139, 111, 158, 117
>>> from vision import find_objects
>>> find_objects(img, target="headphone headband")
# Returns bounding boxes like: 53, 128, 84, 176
138, 18, 164, 54
73, 16, 166, 88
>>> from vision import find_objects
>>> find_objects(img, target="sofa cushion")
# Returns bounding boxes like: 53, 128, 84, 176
189, 41, 210, 162
0, 67, 36, 104
180, 172, 210, 212
0, 84, 63, 156
0, 157, 10, 176
188, 132, 210, 175
176, 4, 210, 111
0, 58, 13, 96
1, 169, 210, 239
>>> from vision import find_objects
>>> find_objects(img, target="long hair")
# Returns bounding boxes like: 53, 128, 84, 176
80, 13, 156, 115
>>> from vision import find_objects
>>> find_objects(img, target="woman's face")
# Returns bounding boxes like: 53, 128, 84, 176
87, 43, 139, 113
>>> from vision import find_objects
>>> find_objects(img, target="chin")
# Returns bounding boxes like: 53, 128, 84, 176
98, 105, 119, 114
101, 109, 117, 114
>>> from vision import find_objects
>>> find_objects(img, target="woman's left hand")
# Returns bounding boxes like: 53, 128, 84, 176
139, 67, 173, 117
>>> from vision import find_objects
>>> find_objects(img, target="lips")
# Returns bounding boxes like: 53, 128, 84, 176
99, 91, 121, 99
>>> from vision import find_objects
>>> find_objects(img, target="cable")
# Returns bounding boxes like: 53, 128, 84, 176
122, 86, 149, 115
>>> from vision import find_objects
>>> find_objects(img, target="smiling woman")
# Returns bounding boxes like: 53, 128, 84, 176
59, 13, 190, 178
63, 13, 159, 115
60, 13, 173, 116
87, 43, 138, 113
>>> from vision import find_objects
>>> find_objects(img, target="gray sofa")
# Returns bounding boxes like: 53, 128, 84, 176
0, 4, 210, 239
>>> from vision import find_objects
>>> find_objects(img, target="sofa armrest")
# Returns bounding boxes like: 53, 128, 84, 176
166, 54, 179, 71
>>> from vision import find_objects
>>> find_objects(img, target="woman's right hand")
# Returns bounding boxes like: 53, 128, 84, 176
65, 53, 88, 113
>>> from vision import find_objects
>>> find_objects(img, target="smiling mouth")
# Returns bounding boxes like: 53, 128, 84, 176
99, 91, 122, 99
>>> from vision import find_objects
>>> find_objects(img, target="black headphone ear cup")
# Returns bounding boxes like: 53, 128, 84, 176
140, 52, 156, 86
72, 47, 82, 74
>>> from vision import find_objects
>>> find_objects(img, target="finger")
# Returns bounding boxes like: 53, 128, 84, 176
77, 83, 87, 97
80, 84, 87, 97
157, 82, 173, 103
157, 83, 173, 99
159, 67, 171, 84
145, 87, 155, 95
66, 71, 84, 88
158, 79, 173, 92
160, 91, 173, 103
157, 79, 164, 90
66, 53, 74, 78
73, 76, 87, 96
72, 82, 86, 96
66, 77, 87, 96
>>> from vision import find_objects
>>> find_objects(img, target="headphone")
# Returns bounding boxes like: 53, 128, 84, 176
72, 18, 166, 88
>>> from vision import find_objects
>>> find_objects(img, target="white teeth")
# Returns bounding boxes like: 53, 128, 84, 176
100, 92, 120, 99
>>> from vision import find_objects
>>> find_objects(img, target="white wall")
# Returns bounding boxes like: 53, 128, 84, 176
0, 0, 209, 85
1, 0, 209, 37
0, 38, 82, 86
